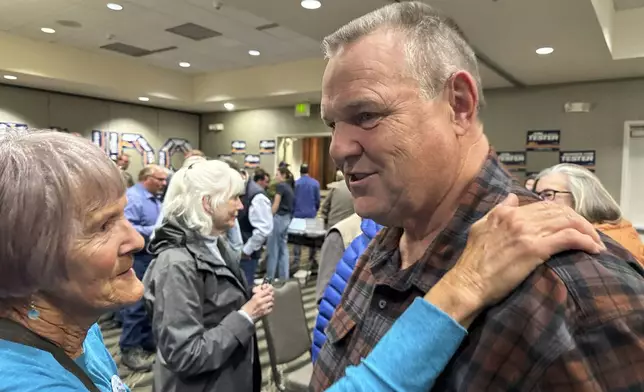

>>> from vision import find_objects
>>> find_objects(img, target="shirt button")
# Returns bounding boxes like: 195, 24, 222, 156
378, 300, 387, 310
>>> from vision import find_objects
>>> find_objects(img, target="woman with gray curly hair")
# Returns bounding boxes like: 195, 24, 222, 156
0, 130, 143, 391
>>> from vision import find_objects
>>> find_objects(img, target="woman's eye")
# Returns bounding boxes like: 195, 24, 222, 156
101, 219, 115, 232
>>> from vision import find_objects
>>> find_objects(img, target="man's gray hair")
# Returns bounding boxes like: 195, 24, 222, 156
162, 160, 244, 236
0, 130, 125, 299
537, 164, 622, 224
322, 1, 484, 107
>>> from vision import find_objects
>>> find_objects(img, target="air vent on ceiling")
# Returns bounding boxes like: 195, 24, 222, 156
256, 23, 279, 31
166, 23, 221, 41
100, 43, 177, 57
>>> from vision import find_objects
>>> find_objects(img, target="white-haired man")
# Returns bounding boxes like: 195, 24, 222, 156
311, 2, 644, 391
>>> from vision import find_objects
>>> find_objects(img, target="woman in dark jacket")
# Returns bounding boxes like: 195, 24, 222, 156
143, 160, 274, 392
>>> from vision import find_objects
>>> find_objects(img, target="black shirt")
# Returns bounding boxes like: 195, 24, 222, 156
275, 182, 294, 216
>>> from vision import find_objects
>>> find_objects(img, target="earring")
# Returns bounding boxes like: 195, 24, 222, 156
27, 301, 40, 320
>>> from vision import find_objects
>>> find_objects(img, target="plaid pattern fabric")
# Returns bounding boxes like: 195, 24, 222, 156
310, 153, 644, 391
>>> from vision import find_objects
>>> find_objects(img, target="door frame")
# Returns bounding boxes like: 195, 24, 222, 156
621, 121, 644, 221
274, 132, 332, 173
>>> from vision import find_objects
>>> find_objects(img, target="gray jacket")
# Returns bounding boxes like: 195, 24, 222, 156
321, 180, 355, 228
143, 220, 261, 392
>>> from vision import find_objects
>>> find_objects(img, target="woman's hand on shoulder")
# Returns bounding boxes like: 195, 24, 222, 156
426, 193, 605, 327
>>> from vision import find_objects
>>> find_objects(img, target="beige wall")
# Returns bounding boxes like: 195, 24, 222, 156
0, 84, 200, 177
200, 79, 644, 200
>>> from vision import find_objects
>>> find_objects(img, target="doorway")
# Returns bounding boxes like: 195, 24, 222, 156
620, 121, 644, 240
276, 134, 335, 189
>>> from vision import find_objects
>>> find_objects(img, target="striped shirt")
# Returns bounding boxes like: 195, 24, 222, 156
310, 153, 644, 391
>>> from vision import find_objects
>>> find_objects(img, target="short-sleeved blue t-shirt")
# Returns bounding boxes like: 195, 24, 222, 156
0, 323, 130, 392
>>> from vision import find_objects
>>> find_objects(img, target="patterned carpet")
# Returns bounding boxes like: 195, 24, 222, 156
100, 248, 319, 392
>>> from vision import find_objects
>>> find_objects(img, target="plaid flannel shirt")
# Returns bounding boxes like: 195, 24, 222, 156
310, 153, 644, 391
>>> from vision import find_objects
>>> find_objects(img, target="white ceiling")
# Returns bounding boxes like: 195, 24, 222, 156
0, 0, 643, 111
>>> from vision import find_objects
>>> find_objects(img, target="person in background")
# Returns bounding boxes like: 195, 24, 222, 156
143, 160, 273, 392
321, 170, 355, 228
311, 2, 644, 391
0, 130, 142, 391
293, 163, 321, 270
119, 164, 167, 372
239, 166, 273, 288
535, 163, 644, 267
267, 161, 290, 200
266, 167, 296, 280
253, 168, 271, 190
524, 173, 537, 191
184, 148, 205, 159
116, 152, 134, 187
313, 216, 379, 362
314, 215, 377, 304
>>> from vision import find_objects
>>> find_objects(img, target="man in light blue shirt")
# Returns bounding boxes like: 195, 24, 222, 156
293, 164, 321, 269
119, 165, 167, 372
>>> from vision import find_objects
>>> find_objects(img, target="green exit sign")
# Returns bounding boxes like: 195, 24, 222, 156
295, 102, 311, 117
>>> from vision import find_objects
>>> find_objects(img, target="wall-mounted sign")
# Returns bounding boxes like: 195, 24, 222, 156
244, 154, 260, 168
259, 139, 276, 155
158, 138, 193, 169
526, 130, 560, 151
231, 140, 247, 155
91, 130, 155, 164
559, 150, 595, 170
0, 122, 28, 132
295, 102, 311, 117
497, 151, 526, 172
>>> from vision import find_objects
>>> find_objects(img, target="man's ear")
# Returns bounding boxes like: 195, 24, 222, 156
446, 71, 478, 136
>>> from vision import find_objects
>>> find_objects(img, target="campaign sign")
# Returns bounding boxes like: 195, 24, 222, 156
231, 140, 247, 155
526, 130, 560, 151
259, 139, 276, 155
497, 151, 526, 172
559, 150, 595, 170
244, 154, 260, 168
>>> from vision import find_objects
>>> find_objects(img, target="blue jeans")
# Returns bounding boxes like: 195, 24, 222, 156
266, 214, 292, 280
240, 258, 259, 290
119, 256, 155, 352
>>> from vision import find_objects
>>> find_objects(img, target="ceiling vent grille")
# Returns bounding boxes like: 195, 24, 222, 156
166, 23, 222, 41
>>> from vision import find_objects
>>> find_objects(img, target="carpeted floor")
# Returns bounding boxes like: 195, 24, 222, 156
100, 248, 319, 392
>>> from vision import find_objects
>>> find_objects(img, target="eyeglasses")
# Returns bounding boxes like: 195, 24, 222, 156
537, 189, 571, 201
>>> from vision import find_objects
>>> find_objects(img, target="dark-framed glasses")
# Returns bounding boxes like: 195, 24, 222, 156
537, 189, 571, 201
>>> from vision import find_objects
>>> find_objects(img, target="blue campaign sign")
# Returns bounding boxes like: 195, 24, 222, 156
526, 130, 560, 151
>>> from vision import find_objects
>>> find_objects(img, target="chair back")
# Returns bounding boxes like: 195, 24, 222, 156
263, 279, 312, 366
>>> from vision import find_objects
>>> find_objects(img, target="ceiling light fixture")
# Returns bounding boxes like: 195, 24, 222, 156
3, 75, 17, 80
224, 102, 235, 111
301, 0, 321, 10
107, 3, 123, 11
138, 96, 150, 102
536, 47, 554, 55
179, 62, 191, 68
41, 27, 56, 34
248, 50, 260, 56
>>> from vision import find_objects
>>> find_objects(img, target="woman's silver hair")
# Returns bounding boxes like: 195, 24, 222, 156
537, 163, 622, 224
0, 130, 125, 299
322, 1, 484, 107
162, 160, 244, 236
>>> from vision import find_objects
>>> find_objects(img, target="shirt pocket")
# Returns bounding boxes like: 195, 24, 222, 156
325, 306, 357, 345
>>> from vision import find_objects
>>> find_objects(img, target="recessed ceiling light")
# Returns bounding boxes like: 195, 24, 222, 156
248, 50, 260, 56
224, 102, 235, 111
41, 27, 56, 34
107, 3, 123, 11
301, 0, 321, 10
138, 96, 150, 102
536, 47, 554, 55
3, 75, 17, 80
179, 62, 191, 68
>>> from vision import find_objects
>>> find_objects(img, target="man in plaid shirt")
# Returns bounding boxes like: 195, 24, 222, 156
311, 2, 644, 391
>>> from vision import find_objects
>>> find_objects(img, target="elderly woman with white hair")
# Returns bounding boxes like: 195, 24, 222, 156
143, 160, 274, 392
0, 130, 143, 391
535, 163, 644, 266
